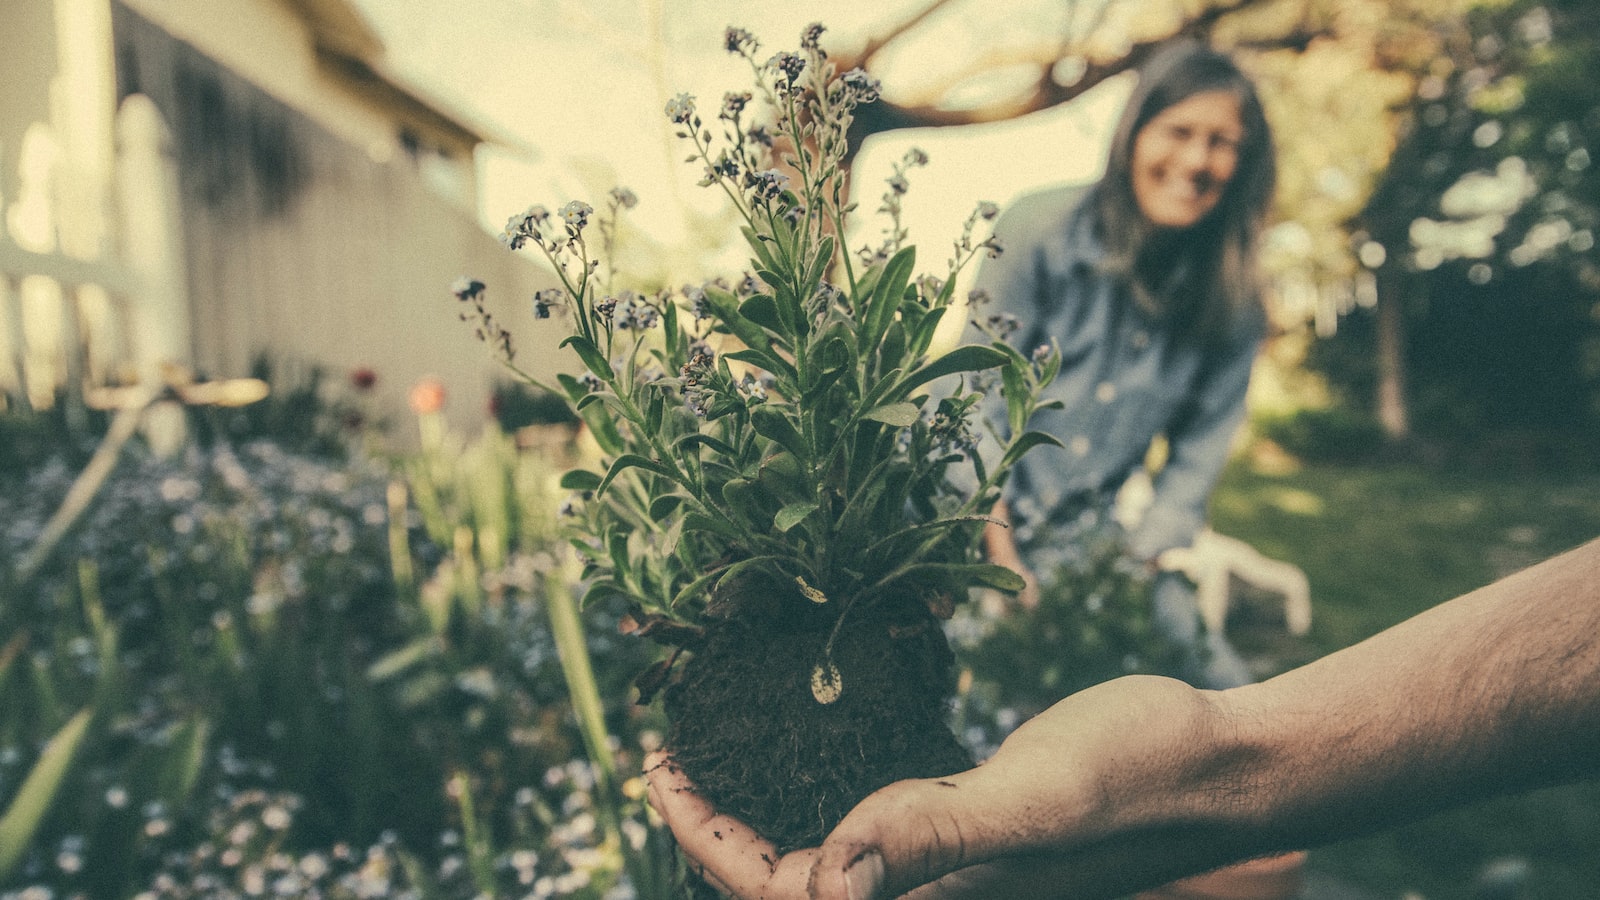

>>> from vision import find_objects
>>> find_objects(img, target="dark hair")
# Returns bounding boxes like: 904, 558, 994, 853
1093, 39, 1276, 342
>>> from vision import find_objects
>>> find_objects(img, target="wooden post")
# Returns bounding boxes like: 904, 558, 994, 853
1375, 264, 1411, 442
116, 94, 190, 384
0, 272, 28, 410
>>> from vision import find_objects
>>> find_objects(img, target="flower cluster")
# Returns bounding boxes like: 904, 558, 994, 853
499, 205, 550, 250
866, 147, 932, 264
455, 275, 516, 362
532, 287, 565, 319
679, 347, 720, 418
610, 290, 661, 331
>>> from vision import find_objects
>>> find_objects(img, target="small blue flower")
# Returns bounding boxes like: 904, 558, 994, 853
799, 23, 825, 51
724, 27, 757, 56
720, 91, 752, 120
766, 51, 805, 87
840, 68, 880, 104
532, 288, 564, 319
665, 93, 696, 124
451, 277, 485, 301
560, 201, 594, 230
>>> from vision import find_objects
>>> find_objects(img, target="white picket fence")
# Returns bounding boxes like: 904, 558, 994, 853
0, 93, 182, 413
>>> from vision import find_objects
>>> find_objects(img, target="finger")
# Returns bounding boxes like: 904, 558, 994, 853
643, 752, 787, 899
807, 772, 1001, 900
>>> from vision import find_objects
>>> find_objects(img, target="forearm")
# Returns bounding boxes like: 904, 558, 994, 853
1217, 536, 1600, 848
1209, 534, 1600, 845
959, 537, 1600, 894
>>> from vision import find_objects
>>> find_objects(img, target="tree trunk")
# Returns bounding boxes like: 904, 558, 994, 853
1375, 265, 1410, 441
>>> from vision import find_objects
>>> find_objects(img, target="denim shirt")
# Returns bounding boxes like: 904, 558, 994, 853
972, 184, 1263, 562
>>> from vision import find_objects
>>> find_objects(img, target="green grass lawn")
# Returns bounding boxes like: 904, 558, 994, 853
1209, 457, 1600, 899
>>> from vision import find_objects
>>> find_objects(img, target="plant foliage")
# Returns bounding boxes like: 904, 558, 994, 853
461, 24, 1059, 648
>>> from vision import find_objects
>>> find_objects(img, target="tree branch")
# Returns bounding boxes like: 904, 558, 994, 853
839, 0, 1309, 159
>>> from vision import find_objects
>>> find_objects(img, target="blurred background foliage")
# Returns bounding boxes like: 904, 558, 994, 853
0, 378, 670, 897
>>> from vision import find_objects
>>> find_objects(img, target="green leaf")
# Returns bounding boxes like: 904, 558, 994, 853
580, 578, 626, 608
901, 345, 1009, 394
909, 306, 947, 358
853, 263, 883, 303
717, 555, 794, 592
999, 430, 1065, 470
723, 348, 798, 382
757, 454, 807, 501
862, 402, 921, 427
559, 469, 603, 491
750, 406, 808, 461
559, 335, 614, 380
759, 451, 803, 479
858, 365, 905, 412
659, 514, 686, 559
862, 515, 994, 558
1002, 363, 1027, 436
742, 226, 782, 273
645, 387, 665, 435
576, 402, 624, 455
596, 454, 676, 496
740, 294, 784, 334
885, 562, 1027, 594
574, 391, 608, 411
877, 320, 908, 372
676, 433, 739, 458
663, 298, 681, 359
556, 373, 589, 404
755, 273, 799, 337
804, 237, 834, 293
720, 478, 773, 529
367, 638, 439, 681
865, 246, 915, 345
774, 501, 818, 532
608, 530, 631, 580
702, 286, 772, 352
648, 493, 687, 520
1040, 349, 1062, 389
158, 716, 210, 809
682, 511, 745, 542
670, 566, 729, 609
0, 708, 93, 880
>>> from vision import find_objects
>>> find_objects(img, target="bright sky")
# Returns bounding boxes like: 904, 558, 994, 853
353, 0, 1131, 285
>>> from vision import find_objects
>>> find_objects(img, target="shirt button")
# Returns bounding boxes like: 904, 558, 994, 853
1095, 382, 1117, 403
1070, 435, 1091, 457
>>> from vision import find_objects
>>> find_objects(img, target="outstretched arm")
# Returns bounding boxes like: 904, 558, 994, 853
649, 537, 1600, 899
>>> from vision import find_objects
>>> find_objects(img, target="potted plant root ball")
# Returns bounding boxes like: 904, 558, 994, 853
457, 23, 1062, 893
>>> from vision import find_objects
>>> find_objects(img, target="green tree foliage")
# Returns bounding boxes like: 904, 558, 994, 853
1312, 0, 1600, 452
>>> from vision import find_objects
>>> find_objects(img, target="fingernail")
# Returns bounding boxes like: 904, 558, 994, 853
843, 851, 884, 900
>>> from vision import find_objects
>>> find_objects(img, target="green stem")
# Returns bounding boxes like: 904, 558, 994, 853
541, 565, 629, 857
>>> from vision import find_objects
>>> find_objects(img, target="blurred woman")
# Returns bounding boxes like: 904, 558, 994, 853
976, 38, 1277, 692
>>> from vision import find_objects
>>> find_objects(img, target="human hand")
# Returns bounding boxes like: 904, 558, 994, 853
646, 675, 1252, 899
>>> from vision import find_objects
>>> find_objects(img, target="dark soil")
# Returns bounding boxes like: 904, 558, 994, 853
663, 588, 971, 863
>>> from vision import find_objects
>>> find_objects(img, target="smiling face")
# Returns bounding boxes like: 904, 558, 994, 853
1130, 89, 1245, 229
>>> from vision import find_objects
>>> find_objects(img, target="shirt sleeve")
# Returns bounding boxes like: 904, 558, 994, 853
1127, 319, 1262, 561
